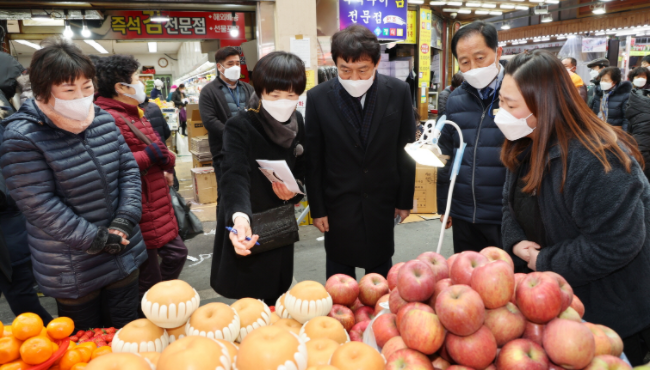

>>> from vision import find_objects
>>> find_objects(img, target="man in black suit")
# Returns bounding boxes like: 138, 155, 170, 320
305, 25, 416, 279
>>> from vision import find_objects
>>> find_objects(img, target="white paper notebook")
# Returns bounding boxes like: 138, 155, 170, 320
256, 159, 304, 194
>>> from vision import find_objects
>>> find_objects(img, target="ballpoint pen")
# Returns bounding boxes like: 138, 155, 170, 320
225, 226, 261, 246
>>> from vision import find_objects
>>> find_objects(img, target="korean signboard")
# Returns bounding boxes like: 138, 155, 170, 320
582, 37, 607, 53
419, 7, 432, 103
399, 10, 417, 44
339, 0, 408, 41
92, 11, 246, 40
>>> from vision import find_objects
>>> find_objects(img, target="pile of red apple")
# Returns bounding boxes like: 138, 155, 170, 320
325, 247, 631, 370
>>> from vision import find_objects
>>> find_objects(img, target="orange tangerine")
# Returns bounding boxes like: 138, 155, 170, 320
71, 363, 87, 370
75, 346, 92, 363
12, 314, 43, 341
52, 341, 60, 353
47, 318, 75, 340
90, 346, 112, 360
76, 342, 97, 352
0, 359, 30, 370
59, 349, 82, 370
0, 336, 22, 364
19, 336, 52, 365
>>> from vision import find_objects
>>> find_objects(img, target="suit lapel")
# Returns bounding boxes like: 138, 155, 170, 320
327, 86, 363, 148
365, 76, 392, 148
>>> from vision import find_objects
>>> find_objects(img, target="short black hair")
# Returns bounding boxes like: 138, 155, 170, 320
599, 67, 622, 84
215, 47, 240, 65
451, 21, 498, 59
642, 55, 650, 64
179, 84, 185, 89
451, 72, 464, 88
95, 54, 139, 98
563, 57, 577, 67
29, 37, 95, 103
628, 67, 650, 81
331, 24, 381, 65
251, 51, 306, 97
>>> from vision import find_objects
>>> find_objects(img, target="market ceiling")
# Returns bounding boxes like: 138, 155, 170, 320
0, 0, 261, 11
428, 0, 566, 22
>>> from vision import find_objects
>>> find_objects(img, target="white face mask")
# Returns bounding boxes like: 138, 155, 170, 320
590, 69, 600, 79
220, 64, 241, 81
495, 108, 535, 141
120, 81, 146, 104
338, 71, 375, 98
634, 78, 647, 88
566, 68, 574, 74
262, 98, 298, 122
600, 81, 613, 91
462, 52, 500, 90
52, 94, 94, 121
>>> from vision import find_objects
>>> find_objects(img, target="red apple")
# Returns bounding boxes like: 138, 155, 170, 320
397, 260, 437, 302
548, 364, 564, 370
484, 302, 526, 347
328, 304, 356, 332
400, 309, 446, 355
387, 262, 405, 291
558, 307, 582, 322
516, 272, 564, 324
397, 302, 434, 329
597, 325, 623, 357
544, 271, 574, 313
447, 254, 460, 271
450, 251, 488, 285
386, 349, 435, 370
375, 294, 390, 315
349, 320, 370, 342
543, 318, 595, 370
496, 338, 550, 370
485, 366, 496, 370
359, 273, 390, 307
372, 313, 400, 348
439, 342, 452, 363
584, 323, 613, 357
570, 295, 585, 318
480, 246, 515, 268
445, 325, 497, 370
435, 285, 485, 336
470, 260, 515, 309
583, 355, 632, 370
417, 252, 450, 282
354, 306, 375, 324
523, 321, 546, 347
350, 298, 364, 311
389, 288, 409, 314
326, 274, 360, 307
382, 336, 408, 359
431, 356, 451, 370
428, 278, 453, 309
447, 367, 474, 370
511, 273, 527, 304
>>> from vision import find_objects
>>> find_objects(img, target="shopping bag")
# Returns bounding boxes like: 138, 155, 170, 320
169, 186, 204, 240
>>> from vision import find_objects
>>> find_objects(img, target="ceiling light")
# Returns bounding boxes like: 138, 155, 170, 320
557, 35, 567, 39
409, 0, 426, 3
475, 10, 490, 14
606, 29, 617, 34
534, 5, 549, 14
81, 21, 91, 38
501, 4, 516, 9
15, 40, 42, 50
466, 2, 482, 7
595, 31, 606, 36
592, 3, 606, 14
541, 14, 553, 22
511, 0, 525, 2
502, 22, 511, 30
458, 8, 473, 13
530, 0, 545, 2
84, 40, 109, 54
519, 39, 528, 43
148, 42, 157, 53
515, 5, 529, 10
490, 10, 503, 15
616, 26, 650, 36
481, 3, 497, 8
443, 8, 460, 11
545, 0, 559, 3
429, 1, 447, 5
446, 1, 463, 6
63, 21, 73, 38
150, 11, 170, 23
541, 36, 551, 41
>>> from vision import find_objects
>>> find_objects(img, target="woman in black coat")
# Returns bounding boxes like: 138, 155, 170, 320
589, 66, 632, 130
498, 50, 650, 366
210, 52, 307, 305
626, 67, 650, 179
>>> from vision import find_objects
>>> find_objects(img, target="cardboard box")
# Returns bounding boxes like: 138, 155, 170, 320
378, 68, 391, 76
390, 60, 410, 70
192, 153, 213, 169
413, 165, 437, 214
391, 68, 410, 79
190, 135, 210, 153
191, 167, 217, 204
187, 109, 208, 139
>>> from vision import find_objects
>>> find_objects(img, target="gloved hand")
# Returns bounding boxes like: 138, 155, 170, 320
109, 218, 134, 239
157, 144, 173, 169
144, 142, 164, 165
87, 227, 128, 255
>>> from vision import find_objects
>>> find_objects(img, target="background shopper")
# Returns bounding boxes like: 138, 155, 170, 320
587, 57, 610, 106
437, 72, 464, 117
437, 21, 506, 253
172, 84, 187, 135
628, 66, 650, 90
561, 57, 587, 103
626, 67, 650, 179
95, 55, 188, 307
499, 50, 650, 365
0, 52, 24, 115
642, 55, 650, 68
150, 79, 164, 100
590, 67, 632, 130
0, 39, 146, 329
211, 51, 306, 305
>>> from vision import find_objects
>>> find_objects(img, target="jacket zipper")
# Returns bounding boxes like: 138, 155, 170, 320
465, 89, 489, 224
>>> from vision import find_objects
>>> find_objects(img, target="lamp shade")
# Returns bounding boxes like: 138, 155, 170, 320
404, 143, 447, 167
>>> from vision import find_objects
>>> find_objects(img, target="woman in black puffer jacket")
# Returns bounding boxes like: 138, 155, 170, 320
590, 67, 632, 130
626, 67, 650, 179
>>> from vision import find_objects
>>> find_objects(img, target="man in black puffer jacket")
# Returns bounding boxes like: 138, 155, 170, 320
626, 86, 650, 179
437, 21, 506, 253
140, 98, 171, 143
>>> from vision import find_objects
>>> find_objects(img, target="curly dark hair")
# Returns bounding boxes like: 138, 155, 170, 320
628, 66, 649, 82
598, 66, 622, 84
95, 54, 140, 98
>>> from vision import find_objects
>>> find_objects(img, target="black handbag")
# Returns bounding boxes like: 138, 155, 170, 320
170, 186, 204, 240
245, 204, 300, 256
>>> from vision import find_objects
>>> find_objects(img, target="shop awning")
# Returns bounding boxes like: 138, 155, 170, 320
497, 8, 650, 42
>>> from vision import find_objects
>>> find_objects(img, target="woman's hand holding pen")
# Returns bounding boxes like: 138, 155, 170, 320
230, 217, 259, 256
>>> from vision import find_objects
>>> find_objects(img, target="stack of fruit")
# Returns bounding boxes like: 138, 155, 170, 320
68, 328, 115, 348
324, 248, 636, 370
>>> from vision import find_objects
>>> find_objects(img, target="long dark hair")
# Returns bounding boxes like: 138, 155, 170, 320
500, 50, 643, 193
